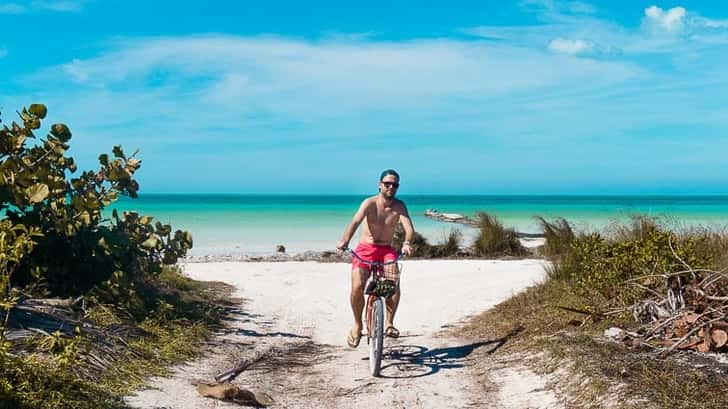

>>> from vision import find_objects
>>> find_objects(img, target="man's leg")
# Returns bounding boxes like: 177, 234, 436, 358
350, 267, 368, 337
384, 263, 400, 331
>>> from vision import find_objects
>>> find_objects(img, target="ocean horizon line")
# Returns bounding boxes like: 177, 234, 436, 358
131, 193, 728, 198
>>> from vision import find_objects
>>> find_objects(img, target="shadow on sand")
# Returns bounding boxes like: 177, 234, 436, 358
217, 307, 311, 339
375, 326, 523, 379
228, 328, 312, 339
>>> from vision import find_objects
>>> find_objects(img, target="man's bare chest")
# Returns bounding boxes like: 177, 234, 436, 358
366, 206, 400, 226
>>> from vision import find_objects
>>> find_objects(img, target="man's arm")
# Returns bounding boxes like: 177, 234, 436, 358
398, 203, 415, 255
336, 199, 369, 250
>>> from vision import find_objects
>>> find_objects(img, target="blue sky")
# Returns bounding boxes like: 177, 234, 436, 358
1, 0, 727, 194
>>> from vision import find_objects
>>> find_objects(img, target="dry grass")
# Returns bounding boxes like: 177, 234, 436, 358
392, 226, 463, 258
540, 335, 728, 409
460, 276, 728, 408
458, 276, 590, 347
472, 212, 526, 257
535, 216, 575, 259
678, 225, 728, 270
437, 229, 462, 257
607, 214, 662, 242
1, 269, 233, 409
459, 216, 728, 408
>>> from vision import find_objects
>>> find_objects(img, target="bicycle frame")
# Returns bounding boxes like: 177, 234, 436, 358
346, 248, 403, 376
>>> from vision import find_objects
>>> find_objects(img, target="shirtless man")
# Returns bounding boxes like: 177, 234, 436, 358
336, 169, 414, 348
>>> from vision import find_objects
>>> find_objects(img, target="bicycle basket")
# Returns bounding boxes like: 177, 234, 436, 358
373, 279, 397, 298
364, 267, 400, 297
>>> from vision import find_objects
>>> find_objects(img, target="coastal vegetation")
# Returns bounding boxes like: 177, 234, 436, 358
0, 105, 223, 408
472, 212, 526, 257
393, 211, 527, 258
534, 216, 574, 258
462, 214, 728, 408
392, 226, 463, 258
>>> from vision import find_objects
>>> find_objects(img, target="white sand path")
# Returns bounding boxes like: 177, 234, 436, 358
127, 259, 558, 408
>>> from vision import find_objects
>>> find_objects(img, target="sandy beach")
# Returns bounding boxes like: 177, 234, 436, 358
126, 258, 558, 408
8, 2, 728, 407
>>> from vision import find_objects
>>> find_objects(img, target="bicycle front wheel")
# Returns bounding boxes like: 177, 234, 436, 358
369, 297, 385, 376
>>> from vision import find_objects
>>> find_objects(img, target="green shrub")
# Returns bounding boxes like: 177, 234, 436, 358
0, 221, 42, 297
0, 105, 192, 313
464, 216, 728, 408
678, 226, 728, 271
608, 214, 662, 242
556, 219, 709, 306
535, 216, 575, 258
0, 105, 204, 407
434, 229, 462, 257
393, 225, 465, 258
472, 212, 525, 257
0, 354, 125, 409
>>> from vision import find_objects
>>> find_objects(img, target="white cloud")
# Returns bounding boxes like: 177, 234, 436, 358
38, 36, 639, 113
321, 30, 377, 41
548, 37, 594, 54
520, 0, 597, 19
468, 21, 628, 57
0, 3, 25, 13
0, 0, 87, 13
18, 34, 643, 156
643, 6, 686, 34
40, 1, 85, 12
694, 16, 728, 29
8, 5, 728, 193
641, 5, 728, 35
519, 0, 557, 13
473, 4, 728, 56
0, 48, 7, 58
62, 58, 89, 82
567, 1, 596, 15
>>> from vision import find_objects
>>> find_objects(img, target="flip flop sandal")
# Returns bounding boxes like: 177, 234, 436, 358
347, 330, 362, 348
385, 326, 400, 338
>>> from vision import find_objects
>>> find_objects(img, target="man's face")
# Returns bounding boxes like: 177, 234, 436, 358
379, 175, 399, 198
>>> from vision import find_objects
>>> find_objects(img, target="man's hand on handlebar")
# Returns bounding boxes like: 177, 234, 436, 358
336, 240, 349, 251
401, 242, 413, 256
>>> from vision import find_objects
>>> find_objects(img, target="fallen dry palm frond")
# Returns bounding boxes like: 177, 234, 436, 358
214, 340, 325, 383
3, 298, 151, 381
616, 242, 728, 357
2, 285, 221, 389
215, 347, 275, 382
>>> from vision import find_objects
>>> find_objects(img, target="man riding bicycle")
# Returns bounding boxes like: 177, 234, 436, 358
336, 169, 415, 348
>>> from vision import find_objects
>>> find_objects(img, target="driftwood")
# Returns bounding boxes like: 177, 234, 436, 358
659, 315, 728, 357
616, 240, 728, 356
425, 209, 480, 227
215, 348, 274, 383
424, 209, 544, 238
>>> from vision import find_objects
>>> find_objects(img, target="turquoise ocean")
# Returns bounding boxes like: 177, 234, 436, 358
108, 195, 728, 256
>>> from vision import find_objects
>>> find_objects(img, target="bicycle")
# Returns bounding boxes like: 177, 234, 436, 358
346, 248, 403, 377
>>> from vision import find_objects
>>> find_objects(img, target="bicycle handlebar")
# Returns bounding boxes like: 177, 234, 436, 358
344, 247, 405, 266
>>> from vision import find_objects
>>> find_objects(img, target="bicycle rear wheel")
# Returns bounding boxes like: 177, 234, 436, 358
368, 297, 385, 376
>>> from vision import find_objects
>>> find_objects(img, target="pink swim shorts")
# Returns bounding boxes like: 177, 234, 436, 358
351, 242, 398, 270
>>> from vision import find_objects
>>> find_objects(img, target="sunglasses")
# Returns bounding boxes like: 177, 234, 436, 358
381, 181, 400, 188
